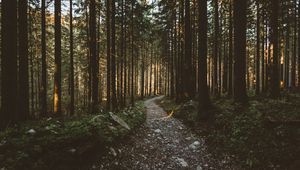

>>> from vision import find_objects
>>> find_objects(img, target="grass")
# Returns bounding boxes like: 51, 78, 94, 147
0, 101, 146, 170
157, 94, 300, 169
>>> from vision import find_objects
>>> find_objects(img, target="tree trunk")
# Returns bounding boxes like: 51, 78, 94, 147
270, 0, 280, 98
228, 0, 233, 96
213, 0, 219, 97
19, 0, 29, 120
41, 0, 47, 116
233, 0, 248, 103
111, 0, 117, 110
131, 0, 135, 107
183, 0, 194, 100
1, 0, 18, 127
256, 0, 260, 95
106, 0, 111, 110
54, 0, 62, 115
69, 0, 75, 115
198, 0, 211, 114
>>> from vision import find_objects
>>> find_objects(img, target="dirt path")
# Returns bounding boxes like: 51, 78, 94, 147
92, 96, 228, 170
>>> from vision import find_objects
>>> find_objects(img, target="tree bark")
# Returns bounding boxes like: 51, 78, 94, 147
19, 0, 29, 120
40, 0, 47, 116
270, 0, 280, 98
1, 0, 18, 127
198, 0, 211, 114
233, 0, 248, 103
69, 0, 75, 115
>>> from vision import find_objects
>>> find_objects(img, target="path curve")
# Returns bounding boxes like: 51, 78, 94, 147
92, 96, 226, 170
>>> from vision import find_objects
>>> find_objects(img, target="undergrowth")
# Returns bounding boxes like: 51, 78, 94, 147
0, 102, 146, 170
158, 95, 300, 169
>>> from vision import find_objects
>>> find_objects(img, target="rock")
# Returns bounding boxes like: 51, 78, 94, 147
0, 140, 7, 146
189, 141, 201, 150
197, 165, 203, 170
154, 129, 161, 133
69, 148, 76, 154
189, 144, 197, 150
193, 141, 200, 146
109, 112, 131, 130
110, 147, 117, 157
27, 129, 36, 135
176, 157, 188, 167
186, 137, 192, 141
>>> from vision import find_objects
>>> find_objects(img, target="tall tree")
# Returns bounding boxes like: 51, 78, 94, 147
213, 0, 219, 96
198, 0, 211, 114
69, 0, 75, 115
1, 0, 18, 127
19, 0, 29, 119
54, 0, 62, 115
270, 0, 280, 98
41, 0, 47, 115
183, 0, 194, 100
298, 0, 300, 88
228, 0, 233, 96
90, 0, 99, 113
256, 0, 260, 95
111, 0, 117, 109
107, 0, 111, 110
233, 0, 248, 103
131, 0, 135, 107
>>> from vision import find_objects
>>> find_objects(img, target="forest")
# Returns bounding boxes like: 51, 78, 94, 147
0, 0, 299, 169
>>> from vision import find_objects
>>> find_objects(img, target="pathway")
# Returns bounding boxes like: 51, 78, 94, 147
92, 96, 230, 170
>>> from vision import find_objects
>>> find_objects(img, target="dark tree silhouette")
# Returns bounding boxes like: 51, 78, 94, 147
270, 0, 280, 98
41, 0, 47, 116
19, 0, 29, 120
233, 0, 248, 103
90, 0, 99, 113
69, 0, 75, 115
198, 0, 211, 114
1, 0, 18, 127
54, 0, 62, 115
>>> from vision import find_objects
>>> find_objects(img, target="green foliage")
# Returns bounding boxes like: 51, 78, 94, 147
0, 102, 146, 169
158, 96, 300, 169
209, 98, 300, 169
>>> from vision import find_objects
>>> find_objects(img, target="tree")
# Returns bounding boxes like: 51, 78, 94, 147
69, 0, 75, 115
107, 0, 111, 110
198, 0, 211, 114
228, 0, 233, 96
270, 0, 280, 98
90, 0, 99, 113
19, 0, 29, 120
213, 0, 219, 97
255, 0, 260, 95
111, 0, 117, 109
183, 0, 194, 100
1, 0, 18, 127
41, 0, 47, 116
298, 0, 300, 88
54, 0, 62, 115
233, 0, 248, 103
131, 0, 135, 107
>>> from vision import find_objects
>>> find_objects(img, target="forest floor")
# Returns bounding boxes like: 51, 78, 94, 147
92, 96, 235, 170
157, 94, 300, 170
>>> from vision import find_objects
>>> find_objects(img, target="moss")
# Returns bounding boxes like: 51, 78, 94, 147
0, 101, 146, 170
